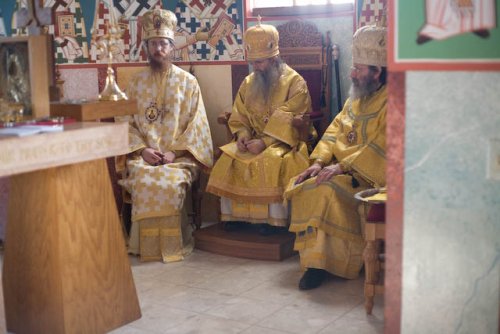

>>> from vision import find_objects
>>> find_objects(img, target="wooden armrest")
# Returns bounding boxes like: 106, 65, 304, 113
217, 111, 231, 125
309, 111, 324, 122
292, 114, 311, 143
217, 111, 233, 141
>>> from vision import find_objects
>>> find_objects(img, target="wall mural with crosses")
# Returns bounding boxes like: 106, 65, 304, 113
173, 0, 244, 61
10, 0, 90, 64
89, 0, 162, 63
357, 0, 387, 28
0, 0, 245, 64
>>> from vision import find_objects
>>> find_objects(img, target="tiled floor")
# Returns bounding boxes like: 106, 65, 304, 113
109, 250, 384, 334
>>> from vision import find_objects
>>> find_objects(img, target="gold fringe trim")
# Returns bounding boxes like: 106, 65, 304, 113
160, 228, 181, 237
220, 214, 288, 227
162, 255, 184, 263
206, 184, 283, 204
290, 218, 363, 244
132, 209, 180, 223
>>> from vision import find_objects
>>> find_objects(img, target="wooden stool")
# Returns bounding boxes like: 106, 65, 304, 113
363, 203, 386, 315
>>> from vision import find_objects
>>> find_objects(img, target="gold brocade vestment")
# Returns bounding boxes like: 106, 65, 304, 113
284, 86, 387, 278
206, 64, 313, 226
117, 65, 213, 262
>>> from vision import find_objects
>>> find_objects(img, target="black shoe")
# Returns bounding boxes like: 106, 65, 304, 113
223, 221, 244, 232
299, 268, 327, 290
258, 224, 280, 236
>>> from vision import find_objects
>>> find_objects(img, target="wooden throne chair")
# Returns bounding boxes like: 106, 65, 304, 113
194, 20, 335, 261
278, 19, 333, 138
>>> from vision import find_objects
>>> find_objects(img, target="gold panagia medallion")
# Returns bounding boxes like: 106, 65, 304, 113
347, 125, 357, 144
145, 102, 160, 122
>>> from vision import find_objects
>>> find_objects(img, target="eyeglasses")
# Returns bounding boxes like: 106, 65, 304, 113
350, 65, 372, 74
148, 40, 171, 50
350, 66, 362, 74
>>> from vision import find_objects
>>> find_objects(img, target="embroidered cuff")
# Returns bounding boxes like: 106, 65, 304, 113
339, 161, 352, 173
173, 150, 185, 158
313, 159, 326, 167
262, 136, 278, 147
134, 146, 147, 157
236, 130, 251, 141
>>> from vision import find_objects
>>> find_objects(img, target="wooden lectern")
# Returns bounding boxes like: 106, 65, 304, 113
0, 122, 141, 333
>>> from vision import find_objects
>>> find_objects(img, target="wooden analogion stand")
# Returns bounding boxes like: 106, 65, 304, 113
0, 122, 141, 333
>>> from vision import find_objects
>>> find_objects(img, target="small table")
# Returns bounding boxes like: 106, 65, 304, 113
50, 99, 138, 121
0, 122, 141, 333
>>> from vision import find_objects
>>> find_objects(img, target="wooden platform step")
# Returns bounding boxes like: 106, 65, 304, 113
193, 223, 296, 261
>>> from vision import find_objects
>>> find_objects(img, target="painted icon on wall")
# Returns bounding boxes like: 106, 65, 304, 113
389, 0, 500, 71
416, 0, 496, 44
0, 35, 51, 118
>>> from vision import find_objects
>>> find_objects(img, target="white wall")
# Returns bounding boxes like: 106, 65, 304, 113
187, 65, 234, 222
402, 71, 500, 333
187, 65, 234, 149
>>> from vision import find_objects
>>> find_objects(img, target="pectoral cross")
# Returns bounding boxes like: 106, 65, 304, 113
14, 0, 52, 35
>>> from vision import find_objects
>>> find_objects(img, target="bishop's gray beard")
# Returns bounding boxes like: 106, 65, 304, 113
248, 61, 284, 103
349, 76, 380, 100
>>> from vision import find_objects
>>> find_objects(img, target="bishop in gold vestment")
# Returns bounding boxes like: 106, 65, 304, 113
284, 21, 388, 290
117, 9, 213, 263
206, 21, 313, 231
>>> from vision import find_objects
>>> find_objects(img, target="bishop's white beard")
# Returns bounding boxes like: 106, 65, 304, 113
248, 61, 284, 103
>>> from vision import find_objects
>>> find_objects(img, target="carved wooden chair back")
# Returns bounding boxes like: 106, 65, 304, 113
277, 19, 333, 138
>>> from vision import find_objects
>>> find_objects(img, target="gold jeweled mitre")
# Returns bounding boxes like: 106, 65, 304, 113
244, 16, 279, 61
141, 8, 177, 41
352, 17, 387, 67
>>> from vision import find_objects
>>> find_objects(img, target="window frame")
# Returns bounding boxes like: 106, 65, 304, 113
251, 1, 354, 17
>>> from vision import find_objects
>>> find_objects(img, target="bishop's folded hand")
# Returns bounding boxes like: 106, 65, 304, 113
236, 136, 249, 152
295, 163, 322, 185
246, 139, 266, 155
315, 163, 343, 185
141, 147, 165, 166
